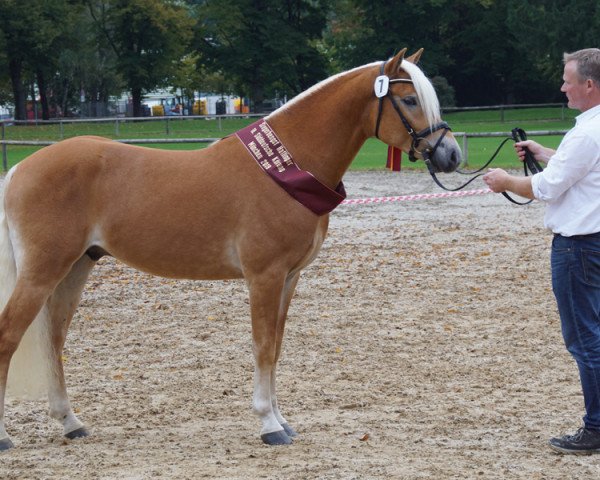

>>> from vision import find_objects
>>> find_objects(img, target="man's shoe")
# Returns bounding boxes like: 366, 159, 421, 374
549, 427, 600, 454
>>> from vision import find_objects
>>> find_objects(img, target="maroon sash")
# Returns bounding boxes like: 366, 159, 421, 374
236, 119, 346, 216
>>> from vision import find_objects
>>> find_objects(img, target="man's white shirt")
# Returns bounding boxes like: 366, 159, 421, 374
532, 103, 600, 236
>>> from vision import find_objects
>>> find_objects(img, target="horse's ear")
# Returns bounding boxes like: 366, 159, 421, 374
406, 48, 424, 65
384, 48, 407, 76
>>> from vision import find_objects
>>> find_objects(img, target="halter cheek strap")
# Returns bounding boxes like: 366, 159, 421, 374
374, 62, 413, 140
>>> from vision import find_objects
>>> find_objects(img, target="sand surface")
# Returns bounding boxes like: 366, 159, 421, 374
1, 170, 596, 479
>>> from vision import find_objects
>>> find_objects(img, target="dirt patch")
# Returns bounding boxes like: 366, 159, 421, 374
1, 170, 595, 479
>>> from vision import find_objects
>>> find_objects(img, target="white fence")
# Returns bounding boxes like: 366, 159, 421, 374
1, 137, 221, 172
2, 130, 570, 173
0, 109, 570, 172
455, 130, 568, 165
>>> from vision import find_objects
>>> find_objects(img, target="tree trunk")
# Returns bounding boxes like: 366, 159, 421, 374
61, 79, 71, 117
36, 69, 50, 120
132, 86, 143, 117
9, 58, 26, 120
251, 82, 265, 113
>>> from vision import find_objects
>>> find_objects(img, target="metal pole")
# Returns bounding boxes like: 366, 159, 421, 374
115, 118, 120, 137
462, 134, 468, 166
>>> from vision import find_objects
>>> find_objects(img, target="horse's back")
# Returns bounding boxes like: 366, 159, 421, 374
11, 135, 239, 202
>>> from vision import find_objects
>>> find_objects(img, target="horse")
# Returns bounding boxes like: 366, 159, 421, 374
0, 48, 461, 450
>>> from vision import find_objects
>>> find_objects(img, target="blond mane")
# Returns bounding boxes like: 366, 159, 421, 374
273, 59, 440, 130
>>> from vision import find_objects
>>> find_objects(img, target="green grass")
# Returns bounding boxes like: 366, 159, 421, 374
1, 108, 575, 172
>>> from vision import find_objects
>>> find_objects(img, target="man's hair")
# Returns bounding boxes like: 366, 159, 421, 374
563, 48, 600, 87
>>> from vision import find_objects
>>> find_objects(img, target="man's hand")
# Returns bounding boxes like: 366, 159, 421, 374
483, 168, 511, 193
514, 140, 555, 165
483, 168, 535, 199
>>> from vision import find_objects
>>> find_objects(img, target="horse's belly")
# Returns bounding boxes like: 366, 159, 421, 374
99, 221, 243, 280
118, 253, 242, 280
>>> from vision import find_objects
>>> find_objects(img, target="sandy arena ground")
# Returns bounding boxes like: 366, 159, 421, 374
1, 170, 599, 479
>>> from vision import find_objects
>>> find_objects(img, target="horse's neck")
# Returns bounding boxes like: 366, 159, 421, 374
268, 73, 372, 188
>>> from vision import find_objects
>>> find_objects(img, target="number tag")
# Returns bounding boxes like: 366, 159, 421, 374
374, 75, 390, 98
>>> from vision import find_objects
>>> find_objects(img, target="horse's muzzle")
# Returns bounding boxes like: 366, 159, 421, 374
429, 137, 462, 173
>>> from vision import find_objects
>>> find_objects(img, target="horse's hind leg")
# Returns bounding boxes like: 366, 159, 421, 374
45, 255, 96, 439
0, 277, 64, 450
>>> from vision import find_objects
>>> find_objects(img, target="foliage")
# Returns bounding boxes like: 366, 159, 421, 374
2, 0, 600, 118
88, 0, 195, 117
506, 0, 600, 103
195, 0, 331, 111
323, 0, 451, 72
0, 0, 82, 119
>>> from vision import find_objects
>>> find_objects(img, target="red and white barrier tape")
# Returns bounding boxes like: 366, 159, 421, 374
340, 188, 492, 205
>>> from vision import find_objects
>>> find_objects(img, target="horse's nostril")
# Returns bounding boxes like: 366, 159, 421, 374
452, 149, 463, 168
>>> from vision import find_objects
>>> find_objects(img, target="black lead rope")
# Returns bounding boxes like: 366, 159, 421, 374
426, 127, 544, 205
500, 128, 544, 205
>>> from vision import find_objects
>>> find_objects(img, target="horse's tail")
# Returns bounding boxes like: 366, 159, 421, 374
0, 169, 49, 399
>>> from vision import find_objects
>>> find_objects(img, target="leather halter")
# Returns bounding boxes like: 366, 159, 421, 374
374, 61, 450, 169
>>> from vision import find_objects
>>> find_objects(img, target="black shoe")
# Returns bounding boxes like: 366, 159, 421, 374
549, 427, 600, 454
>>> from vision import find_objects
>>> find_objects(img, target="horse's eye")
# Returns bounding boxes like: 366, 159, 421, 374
402, 96, 418, 107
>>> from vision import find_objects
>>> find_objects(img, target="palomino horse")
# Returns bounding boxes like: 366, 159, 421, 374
0, 48, 461, 450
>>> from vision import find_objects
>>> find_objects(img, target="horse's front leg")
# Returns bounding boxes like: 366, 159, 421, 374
247, 270, 293, 445
270, 272, 300, 439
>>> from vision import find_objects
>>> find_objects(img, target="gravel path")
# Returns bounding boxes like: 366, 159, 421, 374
1, 170, 594, 479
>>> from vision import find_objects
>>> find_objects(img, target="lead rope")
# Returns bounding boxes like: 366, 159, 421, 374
427, 127, 543, 205
500, 128, 543, 205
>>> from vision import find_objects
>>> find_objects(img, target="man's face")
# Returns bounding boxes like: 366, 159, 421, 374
561, 60, 590, 111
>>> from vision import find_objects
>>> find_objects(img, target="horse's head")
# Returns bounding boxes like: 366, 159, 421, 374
373, 48, 462, 173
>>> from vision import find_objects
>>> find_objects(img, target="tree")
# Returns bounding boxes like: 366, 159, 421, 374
507, 0, 600, 103
0, 1, 62, 119
323, 0, 452, 75
89, 0, 195, 117
0, 0, 91, 120
33, 1, 87, 119
195, 0, 331, 112
322, 0, 461, 109
441, 0, 520, 105
0, 26, 12, 110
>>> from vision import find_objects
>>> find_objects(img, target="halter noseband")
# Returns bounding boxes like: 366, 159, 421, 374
374, 61, 450, 167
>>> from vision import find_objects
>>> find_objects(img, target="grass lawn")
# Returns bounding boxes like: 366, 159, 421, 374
1, 108, 575, 172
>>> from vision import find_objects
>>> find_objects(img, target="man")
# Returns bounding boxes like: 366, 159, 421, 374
483, 48, 600, 455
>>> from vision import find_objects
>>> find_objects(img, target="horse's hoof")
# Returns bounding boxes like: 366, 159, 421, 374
0, 437, 14, 451
65, 427, 89, 440
261, 430, 292, 445
281, 423, 298, 438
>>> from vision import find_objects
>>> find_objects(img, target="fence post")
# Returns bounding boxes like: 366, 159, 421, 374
115, 118, 120, 137
59, 120, 64, 140
1, 122, 7, 172
166, 118, 170, 136
462, 134, 468, 166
